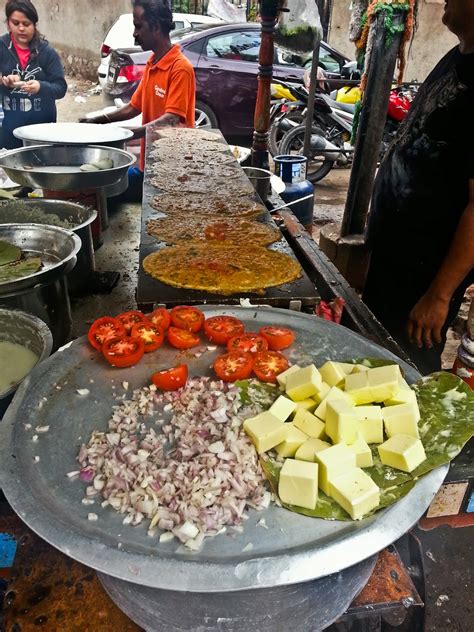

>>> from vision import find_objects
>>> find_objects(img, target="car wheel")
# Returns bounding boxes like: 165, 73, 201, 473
195, 100, 218, 129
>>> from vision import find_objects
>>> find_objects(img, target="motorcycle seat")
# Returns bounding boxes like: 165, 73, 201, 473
331, 100, 356, 114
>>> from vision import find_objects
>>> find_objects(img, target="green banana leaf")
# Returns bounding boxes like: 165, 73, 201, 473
0, 239, 21, 266
259, 370, 473, 521
0, 256, 42, 283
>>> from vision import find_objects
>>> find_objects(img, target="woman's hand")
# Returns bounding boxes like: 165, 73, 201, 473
406, 291, 450, 349
2, 74, 20, 88
23, 80, 40, 95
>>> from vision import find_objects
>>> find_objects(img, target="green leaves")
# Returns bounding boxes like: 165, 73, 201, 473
0, 256, 42, 283
0, 240, 21, 266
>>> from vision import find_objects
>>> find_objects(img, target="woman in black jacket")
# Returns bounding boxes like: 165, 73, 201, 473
0, 0, 67, 149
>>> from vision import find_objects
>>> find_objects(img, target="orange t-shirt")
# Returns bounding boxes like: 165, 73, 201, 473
130, 44, 195, 170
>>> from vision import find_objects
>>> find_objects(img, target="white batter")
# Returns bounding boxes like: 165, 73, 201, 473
0, 341, 38, 395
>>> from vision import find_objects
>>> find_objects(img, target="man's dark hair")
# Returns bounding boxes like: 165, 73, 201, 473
132, 0, 175, 35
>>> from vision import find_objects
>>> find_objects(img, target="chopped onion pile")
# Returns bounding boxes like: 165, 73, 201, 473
77, 377, 272, 549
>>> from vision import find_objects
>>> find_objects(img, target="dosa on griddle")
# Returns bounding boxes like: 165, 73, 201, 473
142, 243, 301, 295
154, 128, 222, 143
146, 216, 281, 246
150, 173, 254, 196
151, 193, 265, 217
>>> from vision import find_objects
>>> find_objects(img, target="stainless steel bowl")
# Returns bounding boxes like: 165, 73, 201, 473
0, 144, 136, 191
0, 200, 97, 293
13, 122, 133, 146
0, 308, 52, 401
0, 223, 81, 294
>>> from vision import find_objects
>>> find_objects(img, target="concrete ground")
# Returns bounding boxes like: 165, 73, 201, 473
53, 81, 473, 631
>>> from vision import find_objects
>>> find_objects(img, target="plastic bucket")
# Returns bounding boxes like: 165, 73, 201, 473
242, 167, 272, 202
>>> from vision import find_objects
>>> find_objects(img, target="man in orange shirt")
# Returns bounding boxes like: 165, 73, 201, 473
85, 0, 195, 183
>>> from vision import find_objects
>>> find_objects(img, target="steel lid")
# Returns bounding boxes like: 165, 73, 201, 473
13, 122, 134, 145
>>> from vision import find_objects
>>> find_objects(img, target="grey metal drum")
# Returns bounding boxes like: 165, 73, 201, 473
0, 144, 135, 191
0, 306, 447, 595
98, 554, 377, 632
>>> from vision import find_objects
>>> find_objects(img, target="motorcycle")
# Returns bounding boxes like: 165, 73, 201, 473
270, 62, 418, 183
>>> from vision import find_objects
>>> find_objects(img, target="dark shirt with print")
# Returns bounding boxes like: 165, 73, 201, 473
364, 47, 474, 319
0, 33, 67, 149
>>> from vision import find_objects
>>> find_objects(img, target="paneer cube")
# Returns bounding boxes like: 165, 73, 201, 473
367, 365, 401, 402
314, 386, 353, 421
293, 408, 326, 439
384, 378, 417, 406
329, 468, 380, 520
382, 402, 420, 438
278, 459, 319, 510
277, 365, 300, 390
319, 361, 349, 387
285, 365, 322, 401
269, 395, 298, 422
347, 433, 373, 468
352, 364, 370, 373
315, 443, 356, 496
312, 381, 331, 405
355, 406, 384, 444
325, 399, 358, 445
275, 423, 309, 457
378, 434, 426, 473
295, 438, 331, 462
292, 398, 318, 415
243, 412, 289, 454
344, 371, 374, 405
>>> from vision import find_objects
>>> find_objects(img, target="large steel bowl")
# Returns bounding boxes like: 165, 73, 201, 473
0, 223, 81, 294
0, 308, 52, 415
0, 200, 97, 293
0, 144, 136, 191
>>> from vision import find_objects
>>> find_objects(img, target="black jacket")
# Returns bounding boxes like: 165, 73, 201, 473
0, 33, 67, 148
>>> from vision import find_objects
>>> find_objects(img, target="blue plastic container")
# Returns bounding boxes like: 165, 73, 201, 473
274, 155, 314, 229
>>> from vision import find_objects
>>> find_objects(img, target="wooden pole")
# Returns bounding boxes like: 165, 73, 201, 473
251, 0, 280, 169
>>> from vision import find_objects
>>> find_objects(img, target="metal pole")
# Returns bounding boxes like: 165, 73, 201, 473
341, 10, 405, 237
303, 38, 321, 160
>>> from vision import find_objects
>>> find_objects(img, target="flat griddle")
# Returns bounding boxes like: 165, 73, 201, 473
136, 127, 319, 309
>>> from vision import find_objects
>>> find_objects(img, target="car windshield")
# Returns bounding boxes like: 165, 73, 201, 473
171, 23, 221, 43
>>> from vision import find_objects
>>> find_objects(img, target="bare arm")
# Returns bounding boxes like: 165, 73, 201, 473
407, 179, 474, 348
130, 112, 183, 140
79, 103, 140, 124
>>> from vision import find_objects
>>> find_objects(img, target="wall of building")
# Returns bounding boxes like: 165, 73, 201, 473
328, 0, 457, 82
22, 0, 132, 79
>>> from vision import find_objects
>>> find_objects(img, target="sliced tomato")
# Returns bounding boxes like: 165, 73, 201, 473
227, 332, 269, 354
253, 350, 289, 383
148, 307, 171, 331
117, 310, 148, 334
170, 306, 205, 333
130, 322, 164, 353
214, 351, 253, 382
168, 326, 200, 349
88, 316, 126, 351
259, 326, 295, 351
151, 364, 188, 391
203, 315, 245, 345
102, 335, 145, 368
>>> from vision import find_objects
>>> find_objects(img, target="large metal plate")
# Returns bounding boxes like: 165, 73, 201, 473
0, 306, 447, 592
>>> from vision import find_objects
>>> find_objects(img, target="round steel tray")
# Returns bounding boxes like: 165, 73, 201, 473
0, 223, 81, 293
0, 144, 136, 191
13, 122, 134, 145
0, 306, 447, 592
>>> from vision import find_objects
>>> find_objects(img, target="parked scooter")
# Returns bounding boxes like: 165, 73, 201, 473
273, 76, 416, 182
